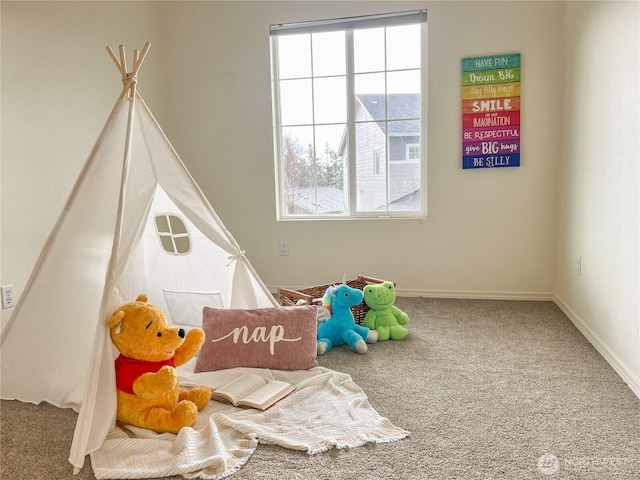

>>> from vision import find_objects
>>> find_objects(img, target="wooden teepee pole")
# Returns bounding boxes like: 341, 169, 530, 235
106, 42, 151, 99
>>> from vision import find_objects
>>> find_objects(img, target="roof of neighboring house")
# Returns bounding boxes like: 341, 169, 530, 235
289, 186, 420, 214
289, 186, 345, 214
357, 94, 421, 134
378, 189, 420, 211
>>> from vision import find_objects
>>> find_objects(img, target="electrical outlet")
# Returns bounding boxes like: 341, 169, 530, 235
279, 241, 289, 256
2, 285, 15, 309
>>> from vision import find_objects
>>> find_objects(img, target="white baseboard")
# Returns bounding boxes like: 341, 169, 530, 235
553, 295, 640, 399
394, 288, 554, 301
271, 286, 554, 302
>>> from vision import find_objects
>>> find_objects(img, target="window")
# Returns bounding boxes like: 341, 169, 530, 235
406, 144, 421, 161
373, 148, 381, 175
270, 10, 427, 219
155, 214, 191, 255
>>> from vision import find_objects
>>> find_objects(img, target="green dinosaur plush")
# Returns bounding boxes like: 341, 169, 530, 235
362, 281, 409, 341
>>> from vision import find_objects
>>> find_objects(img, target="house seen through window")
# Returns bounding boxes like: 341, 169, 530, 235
270, 10, 427, 219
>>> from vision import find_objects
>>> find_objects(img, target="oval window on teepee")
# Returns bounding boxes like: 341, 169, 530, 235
154, 214, 191, 255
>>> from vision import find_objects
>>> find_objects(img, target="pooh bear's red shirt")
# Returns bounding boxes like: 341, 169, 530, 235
115, 354, 175, 394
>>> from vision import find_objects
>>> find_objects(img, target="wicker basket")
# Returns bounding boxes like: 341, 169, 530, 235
277, 275, 393, 325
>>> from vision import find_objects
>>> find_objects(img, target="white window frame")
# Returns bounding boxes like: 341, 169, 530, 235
270, 10, 428, 220
406, 143, 421, 162
154, 214, 191, 255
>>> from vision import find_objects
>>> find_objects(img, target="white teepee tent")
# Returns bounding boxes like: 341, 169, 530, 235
0, 42, 277, 473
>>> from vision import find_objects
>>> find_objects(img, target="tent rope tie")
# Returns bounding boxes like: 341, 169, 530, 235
122, 72, 138, 91
226, 250, 246, 267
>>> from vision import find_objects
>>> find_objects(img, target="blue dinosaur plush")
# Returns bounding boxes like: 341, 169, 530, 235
362, 281, 409, 341
317, 284, 378, 355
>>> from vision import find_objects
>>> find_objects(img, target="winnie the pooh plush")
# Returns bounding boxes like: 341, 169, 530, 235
107, 294, 212, 434
362, 282, 409, 341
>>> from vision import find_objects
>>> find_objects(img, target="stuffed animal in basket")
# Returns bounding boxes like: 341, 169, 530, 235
107, 294, 212, 434
362, 281, 409, 341
317, 284, 378, 355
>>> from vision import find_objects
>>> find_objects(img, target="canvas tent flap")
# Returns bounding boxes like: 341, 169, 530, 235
1, 43, 278, 472
0, 100, 130, 410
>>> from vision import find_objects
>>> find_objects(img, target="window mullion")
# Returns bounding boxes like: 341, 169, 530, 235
420, 20, 428, 216
383, 27, 391, 212
346, 29, 356, 215
270, 37, 286, 219
309, 34, 319, 214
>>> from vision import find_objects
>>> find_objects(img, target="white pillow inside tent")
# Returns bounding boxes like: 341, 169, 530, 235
163, 290, 224, 328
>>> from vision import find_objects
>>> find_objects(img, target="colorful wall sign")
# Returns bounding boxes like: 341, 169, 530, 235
462, 53, 521, 169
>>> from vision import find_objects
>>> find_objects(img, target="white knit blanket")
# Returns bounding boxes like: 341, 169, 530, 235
90, 365, 409, 479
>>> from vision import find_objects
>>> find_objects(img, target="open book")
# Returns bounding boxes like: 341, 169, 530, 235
210, 374, 296, 410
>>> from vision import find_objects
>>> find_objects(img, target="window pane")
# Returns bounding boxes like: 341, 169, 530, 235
355, 92, 385, 121
168, 215, 187, 234
313, 76, 347, 124
155, 215, 169, 233
281, 124, 347, 215
280, 79, 313, 125
174, 237, 190, 254
282, 125, 313, 214
354, 27, 385, 73
282, 126, 314, 191
277, 34, 311, 79
387, 94, 421, 121
355, 72, 386, 96
355, 122, 387, 212
388, 120, 421, 160
386, 24, 421, 70
312, 31, 345, 76
389, 160, 421, 211
387, 70, 421, 96
315, 124, 346, 189
159, 235, 174, 253
315, 124, 346, 163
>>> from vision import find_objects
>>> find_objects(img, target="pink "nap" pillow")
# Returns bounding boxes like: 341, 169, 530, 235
195, 305, 318, 372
